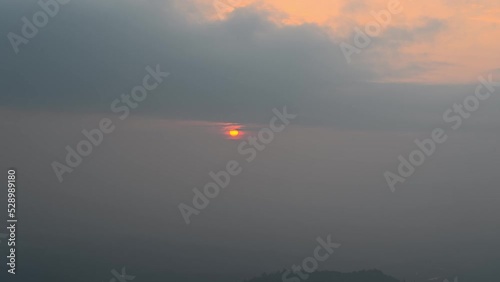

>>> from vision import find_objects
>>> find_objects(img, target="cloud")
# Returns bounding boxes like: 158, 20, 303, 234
1, 0, 499, 131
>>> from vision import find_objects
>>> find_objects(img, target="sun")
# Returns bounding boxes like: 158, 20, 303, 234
229, 129, 239, 137
222, 123, 244, 139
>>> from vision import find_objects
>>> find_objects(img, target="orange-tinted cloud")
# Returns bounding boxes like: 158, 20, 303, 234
181, 0, 500, 83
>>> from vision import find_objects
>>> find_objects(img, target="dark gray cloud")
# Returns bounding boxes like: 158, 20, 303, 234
3, 0, 490, 132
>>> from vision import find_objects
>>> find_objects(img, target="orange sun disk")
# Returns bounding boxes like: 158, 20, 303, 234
229, 130, 239, 137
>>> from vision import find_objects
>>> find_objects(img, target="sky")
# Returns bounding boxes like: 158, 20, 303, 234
0, 0, 499, 281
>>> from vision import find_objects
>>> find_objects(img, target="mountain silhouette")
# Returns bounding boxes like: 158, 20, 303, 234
245, 269, 402, 282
